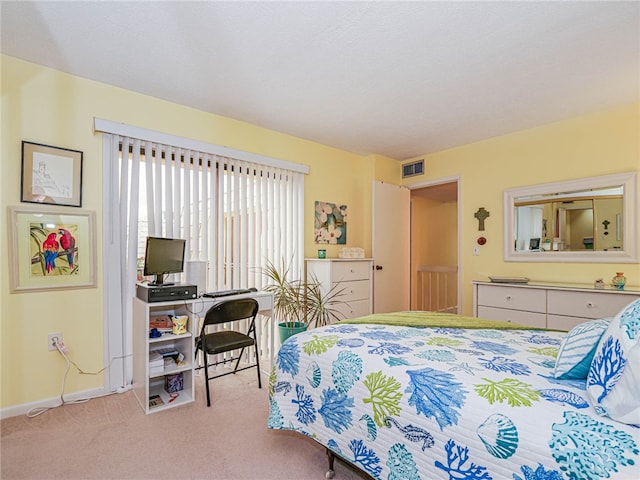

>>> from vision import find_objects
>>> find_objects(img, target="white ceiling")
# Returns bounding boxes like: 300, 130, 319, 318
1, 1, 638, 160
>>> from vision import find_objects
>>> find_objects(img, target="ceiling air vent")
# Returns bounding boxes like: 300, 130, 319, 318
402, 160, 424, 178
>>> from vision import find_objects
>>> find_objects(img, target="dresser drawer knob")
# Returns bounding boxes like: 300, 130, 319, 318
506, 295, 512, 301
586, 302, 594, 308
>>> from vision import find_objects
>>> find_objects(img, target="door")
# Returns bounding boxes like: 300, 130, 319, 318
372, 181, 410, 313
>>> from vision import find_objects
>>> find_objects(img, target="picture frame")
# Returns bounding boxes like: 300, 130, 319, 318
314, 200, 347, 244
529, 237, 541, 251
8, 205, 97, 293
21, 141, 83, 207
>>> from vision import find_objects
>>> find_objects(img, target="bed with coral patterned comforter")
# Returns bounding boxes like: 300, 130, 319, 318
267, 311, 639, 480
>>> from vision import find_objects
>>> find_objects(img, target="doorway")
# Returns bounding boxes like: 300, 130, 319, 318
409, 178, 460, 313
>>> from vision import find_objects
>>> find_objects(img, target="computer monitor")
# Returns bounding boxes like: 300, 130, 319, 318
143, 236, 186, 286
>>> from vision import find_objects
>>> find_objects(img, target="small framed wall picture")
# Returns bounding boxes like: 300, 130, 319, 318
21, 141, 84, 207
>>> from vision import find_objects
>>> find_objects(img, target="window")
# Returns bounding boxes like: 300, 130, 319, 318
98, 121, 306, 390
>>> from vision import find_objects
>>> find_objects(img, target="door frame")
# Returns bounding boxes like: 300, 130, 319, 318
406, 175, 462, 314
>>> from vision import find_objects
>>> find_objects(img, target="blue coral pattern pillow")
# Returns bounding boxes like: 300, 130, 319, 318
553, 318, 611, 379
587, 299, 640, 425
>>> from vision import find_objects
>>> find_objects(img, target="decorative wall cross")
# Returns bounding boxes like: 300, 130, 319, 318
474, 207, 490, 231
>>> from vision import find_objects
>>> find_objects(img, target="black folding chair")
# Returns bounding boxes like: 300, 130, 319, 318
195, 298, 261, 406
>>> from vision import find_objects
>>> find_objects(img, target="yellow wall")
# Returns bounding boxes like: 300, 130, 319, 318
402, 102, 640, 315
0, 55, 376, 408
2, 54, 639, 411
410, 196, 458, 309
411, 197, 458, 267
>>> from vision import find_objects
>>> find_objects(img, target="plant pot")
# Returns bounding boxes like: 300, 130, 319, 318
278, 321, 307, 343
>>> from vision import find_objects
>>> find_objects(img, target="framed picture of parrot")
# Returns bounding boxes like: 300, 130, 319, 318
8, 205, 96, 293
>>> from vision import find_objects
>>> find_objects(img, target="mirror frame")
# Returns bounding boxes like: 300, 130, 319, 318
503, 172, 638, 263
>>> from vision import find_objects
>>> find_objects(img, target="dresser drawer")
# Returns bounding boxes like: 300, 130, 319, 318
331, 261, 371, 281
547, 314, 590, 331
307, 259, 373, 319
335, 299, 371, 320
547, 290, 635, 320
477, 284, 546, 313
335, 279, 369, 302
477, 305, 546, 328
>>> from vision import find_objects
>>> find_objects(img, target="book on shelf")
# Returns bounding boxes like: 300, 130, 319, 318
149, 351, 163, 362
149, 314, 173, 333
149, 351, 164, 376
154, 347, 179, 357
149, 394, 164, 408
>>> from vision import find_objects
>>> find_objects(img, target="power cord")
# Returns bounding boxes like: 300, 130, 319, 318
26, 338, 132, 418
186, 296, 206, 316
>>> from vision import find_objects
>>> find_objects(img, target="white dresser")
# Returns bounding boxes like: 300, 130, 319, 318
473, 281, 639, 330
306, 258, 373, 320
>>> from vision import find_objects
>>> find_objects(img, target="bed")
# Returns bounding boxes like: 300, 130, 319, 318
267, 309, 640, 480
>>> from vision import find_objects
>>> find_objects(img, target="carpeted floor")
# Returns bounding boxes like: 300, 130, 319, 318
1, 369, 365, 480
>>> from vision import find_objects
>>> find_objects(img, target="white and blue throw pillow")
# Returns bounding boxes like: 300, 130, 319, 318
587, 298, 640, 425
553, 317, 611, 379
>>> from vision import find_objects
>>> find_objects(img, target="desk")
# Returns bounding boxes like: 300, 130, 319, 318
188, 291, 274, 318
132, 291, 273, 414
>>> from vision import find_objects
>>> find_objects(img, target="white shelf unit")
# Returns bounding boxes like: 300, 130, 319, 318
306, 258, 373, 320
133, 297, 196, 414
473, 281, 640, 330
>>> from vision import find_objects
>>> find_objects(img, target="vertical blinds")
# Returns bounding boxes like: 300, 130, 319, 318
115, 136, 305, 291
101, 130, 305, 390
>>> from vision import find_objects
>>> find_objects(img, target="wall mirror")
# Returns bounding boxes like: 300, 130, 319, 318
503, 172, 638, 263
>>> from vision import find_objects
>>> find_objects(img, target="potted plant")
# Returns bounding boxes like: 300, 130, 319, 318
261, 258, 346, 343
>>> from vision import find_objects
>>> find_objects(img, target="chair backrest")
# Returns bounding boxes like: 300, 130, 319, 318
202, 298, 259, 328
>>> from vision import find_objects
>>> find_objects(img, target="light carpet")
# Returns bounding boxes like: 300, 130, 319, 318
1, 369, 365, 480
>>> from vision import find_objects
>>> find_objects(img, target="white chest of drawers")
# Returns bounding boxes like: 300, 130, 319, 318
473, 281, 639, 330
306, 258, 373, 321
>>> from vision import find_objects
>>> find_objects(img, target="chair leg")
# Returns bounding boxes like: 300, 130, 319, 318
252, 330, 262, 389
231, 344, 261, 389
233, 347, 246, 374
254, 345, 262, 389
203, 350, 211, 407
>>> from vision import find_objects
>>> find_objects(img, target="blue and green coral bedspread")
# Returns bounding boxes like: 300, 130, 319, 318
267, 314, 639, 479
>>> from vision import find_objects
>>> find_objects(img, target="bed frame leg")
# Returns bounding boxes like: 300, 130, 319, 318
325, 449, 335, 479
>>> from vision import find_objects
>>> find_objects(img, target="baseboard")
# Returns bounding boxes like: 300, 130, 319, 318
1, 386, 108, 419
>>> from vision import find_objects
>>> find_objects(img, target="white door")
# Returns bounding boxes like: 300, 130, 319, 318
372, 181, 410, 313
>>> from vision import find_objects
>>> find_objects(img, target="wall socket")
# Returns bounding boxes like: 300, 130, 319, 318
48, 332, 62, 351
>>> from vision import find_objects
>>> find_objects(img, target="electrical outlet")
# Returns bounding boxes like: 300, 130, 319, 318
48, 332, 62, 351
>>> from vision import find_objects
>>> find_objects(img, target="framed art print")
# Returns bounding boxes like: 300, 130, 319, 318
8, 205, 96, 293
314, 200, 347, 244
21, 141, 83, 207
